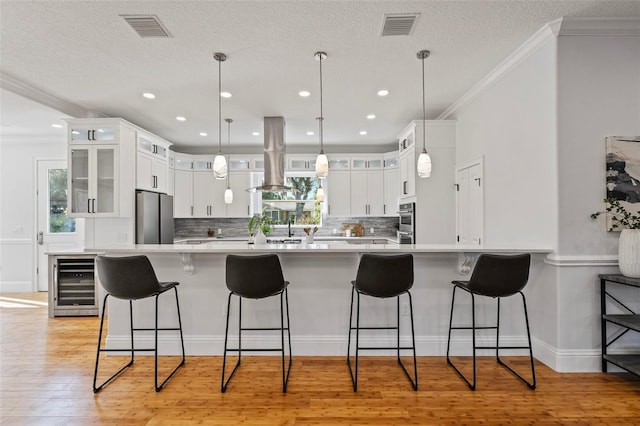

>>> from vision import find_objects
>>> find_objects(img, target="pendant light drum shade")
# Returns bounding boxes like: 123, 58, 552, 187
417, 49, 432, 179
213, 52, 228, 180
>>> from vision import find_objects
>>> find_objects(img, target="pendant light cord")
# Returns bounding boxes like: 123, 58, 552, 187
318, 54, 324, 154
421, 54, 426, 154
218, 58, 222, 155
226, 119, 231, 186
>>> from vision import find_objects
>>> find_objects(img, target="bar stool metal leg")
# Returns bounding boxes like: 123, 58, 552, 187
154, 288, 186, 392
221, 292, 241, 392
446, 286, 478, 390
495, 292, 536, 389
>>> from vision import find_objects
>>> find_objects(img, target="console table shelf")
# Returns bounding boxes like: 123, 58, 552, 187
600, 274, 640, 376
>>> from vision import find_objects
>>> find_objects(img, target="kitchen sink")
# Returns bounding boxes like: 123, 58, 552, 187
267, 238, 302, 244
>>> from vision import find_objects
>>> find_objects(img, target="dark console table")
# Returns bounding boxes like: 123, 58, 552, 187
600, 274, 640, 376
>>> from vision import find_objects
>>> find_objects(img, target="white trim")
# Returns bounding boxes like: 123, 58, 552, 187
439, 21, 557, 119
0, 72, 97, 119
438, 17, 640, 120
557, 17, 640, 36
544, 254, 618, 267
0, 238, 31, 244
0, 281, 33, 293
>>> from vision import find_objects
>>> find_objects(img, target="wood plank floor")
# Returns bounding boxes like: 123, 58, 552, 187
2, 292, 640, 425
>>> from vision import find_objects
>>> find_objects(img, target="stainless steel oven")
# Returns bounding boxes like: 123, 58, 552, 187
398, 202, 415, 244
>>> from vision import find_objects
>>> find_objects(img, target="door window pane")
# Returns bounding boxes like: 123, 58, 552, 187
49, 169, 76, 233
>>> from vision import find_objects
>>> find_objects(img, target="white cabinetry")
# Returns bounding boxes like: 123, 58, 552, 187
69, 144, 118, 217
226, 173, 252, 218
456, 160, 483, 245
351, 155, 383, 170
288, 154, 317, 171
328, 155, 350, 170
193, 170, 226, 217
327, 170, 351, 216
350, 170, 384, 216
174, 169, 193, 218
67, 119, 137, 218
383, 151, 399, 217
397, 120, 457, 244
136, 132, 171, 193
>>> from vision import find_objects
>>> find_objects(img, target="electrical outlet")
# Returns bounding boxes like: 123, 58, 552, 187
400, 303, 410, 316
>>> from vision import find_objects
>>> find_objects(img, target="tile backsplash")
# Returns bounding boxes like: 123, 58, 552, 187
174, 216, 399, 240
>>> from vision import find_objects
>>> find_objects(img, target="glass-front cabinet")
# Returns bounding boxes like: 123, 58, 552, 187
69, 124, 118, 142
68, 145, 118, 217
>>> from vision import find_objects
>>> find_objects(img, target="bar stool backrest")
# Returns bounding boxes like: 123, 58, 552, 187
355, 254, 414, 298
96, 255, 161, 300
467, 253, 531, 297
226, 254, 286, 299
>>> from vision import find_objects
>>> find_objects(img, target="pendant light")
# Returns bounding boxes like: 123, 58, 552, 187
416, 50, 432, 178
224, 118, 233, 204
316, 179, 325, 202
314, 51, 329, 178
213, 52, 228, 180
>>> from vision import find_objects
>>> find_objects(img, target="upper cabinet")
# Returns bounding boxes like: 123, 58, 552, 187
67, 119, 138, 218
287, 154, 317, 171
328, 155, 350, 170
136, 132, 171, 193
68, 144, 118, 217
351, 155, 383, 170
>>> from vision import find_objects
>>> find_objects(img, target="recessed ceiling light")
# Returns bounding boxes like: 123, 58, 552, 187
306, 131, 314, 136
220, 92, 232, 98
367, 114, 376, 120
299, 90, 311, 97
200, 132, 207, 137
176, 116, 186, 121
377, 90, 389, 97
252, 132, 260, 136
51, 123, 63, 128
360, 130, 367, 135
142, 92, 156, 99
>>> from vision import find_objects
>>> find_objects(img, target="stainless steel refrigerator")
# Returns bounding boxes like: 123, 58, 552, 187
136, 190, 174, 244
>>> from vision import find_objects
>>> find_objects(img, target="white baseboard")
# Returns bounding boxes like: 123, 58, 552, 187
0, 281, 33, 293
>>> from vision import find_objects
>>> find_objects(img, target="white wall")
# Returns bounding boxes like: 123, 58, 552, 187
448, 19, 640, 371
0, 139, 67, 291
452, 38, 558, 248
557, 35, 640, 255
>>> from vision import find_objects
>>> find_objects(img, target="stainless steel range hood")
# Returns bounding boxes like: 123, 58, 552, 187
248, 116, 295, 192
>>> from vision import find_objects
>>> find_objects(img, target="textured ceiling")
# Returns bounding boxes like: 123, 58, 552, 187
1, 1, 639, 152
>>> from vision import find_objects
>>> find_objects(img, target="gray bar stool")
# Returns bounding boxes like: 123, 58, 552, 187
347, 253, 418, 391
446, 253, 536, 390
93, 255, 185, 393
221, 254, 292, 393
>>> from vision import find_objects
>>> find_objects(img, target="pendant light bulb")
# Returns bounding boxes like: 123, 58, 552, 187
224, 187, 234, 204
416, 49, 432, 179
224, 118, 233, 203
316, 181, 325, 202
314, 51, 329, 178
213, 52, 228, 180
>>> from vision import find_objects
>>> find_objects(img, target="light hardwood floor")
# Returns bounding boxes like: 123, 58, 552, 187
1, 292, 640, 425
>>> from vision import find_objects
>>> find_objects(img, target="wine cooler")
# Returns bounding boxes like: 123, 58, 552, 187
48, 255, 99, 317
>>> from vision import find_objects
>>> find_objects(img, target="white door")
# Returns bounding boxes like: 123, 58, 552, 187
36, 160, 85, 291
456, 161, 483, 246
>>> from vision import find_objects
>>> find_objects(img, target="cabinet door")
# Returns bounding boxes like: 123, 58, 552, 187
193, 172, 212, 217
399, 150, 416, 199
136, 152, 154, 191
383, 167, 399, 216
327, 170, 351, 216
456, 163, 483, 245
226, 173, 251, 218
367, 170, 384, 216
69, 125, 117, 142
350, 171, 368, 216
152, 157, 168, 193
173, 170, 193, 218
68, 145, 117, 217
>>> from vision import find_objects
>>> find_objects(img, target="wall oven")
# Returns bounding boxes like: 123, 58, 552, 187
398, 202, 415, 244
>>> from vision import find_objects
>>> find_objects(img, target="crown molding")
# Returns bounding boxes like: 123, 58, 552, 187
438, 18, 640, 120
0, 72, 105, 119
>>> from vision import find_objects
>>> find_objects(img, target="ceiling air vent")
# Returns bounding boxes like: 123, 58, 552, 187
121, 15, 172, 38
381, 13, 419, 36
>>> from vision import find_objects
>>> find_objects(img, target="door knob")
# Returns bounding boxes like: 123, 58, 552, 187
37, 231, 44, 245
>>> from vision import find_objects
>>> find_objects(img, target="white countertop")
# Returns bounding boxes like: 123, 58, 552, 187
48, 241, 553, 255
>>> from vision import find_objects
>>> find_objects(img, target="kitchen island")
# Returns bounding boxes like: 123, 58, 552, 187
74, 241, 552, 357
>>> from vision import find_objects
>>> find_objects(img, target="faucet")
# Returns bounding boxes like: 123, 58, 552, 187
288, 217, 294, 237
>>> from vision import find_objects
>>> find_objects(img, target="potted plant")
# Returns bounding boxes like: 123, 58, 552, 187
592, 198, 640, 278
248, 208, 272, 244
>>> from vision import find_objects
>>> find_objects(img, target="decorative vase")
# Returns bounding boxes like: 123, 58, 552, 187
254, 229, 267, 245
618, 229, 640, 278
